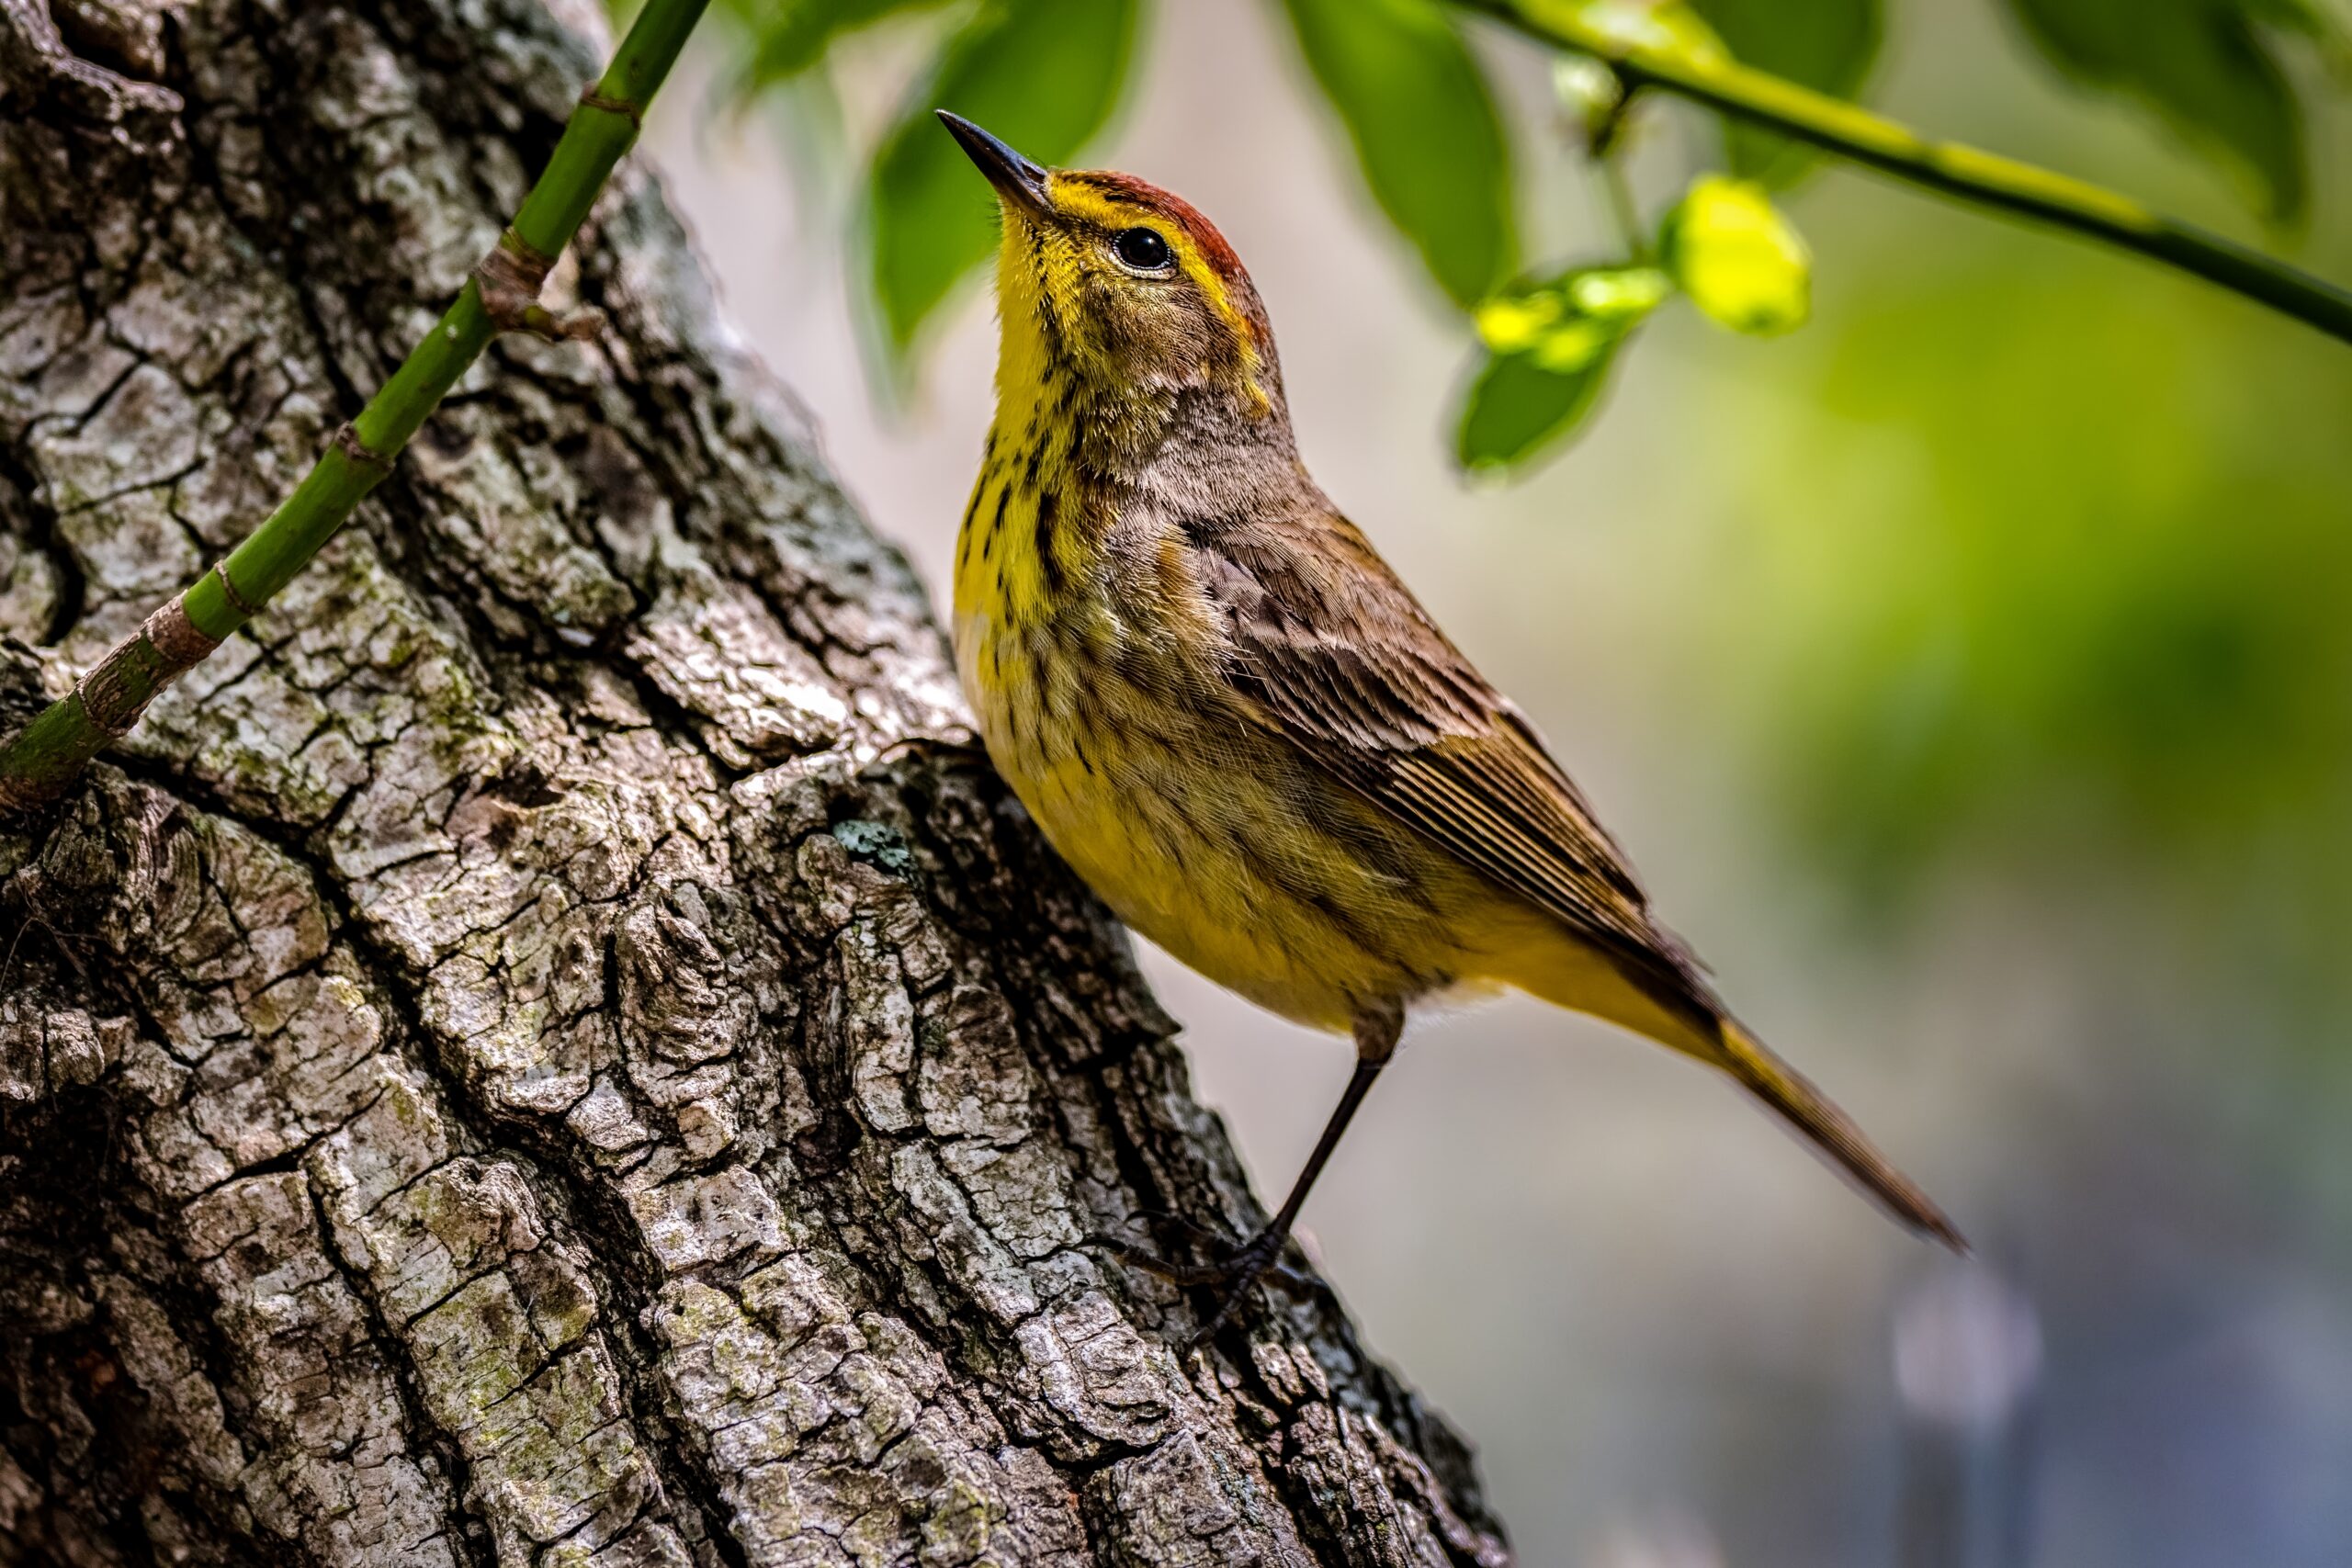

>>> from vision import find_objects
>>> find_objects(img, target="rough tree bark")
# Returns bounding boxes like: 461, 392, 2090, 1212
0, 2, 1513, 1563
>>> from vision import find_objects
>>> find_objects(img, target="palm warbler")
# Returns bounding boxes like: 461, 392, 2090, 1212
939, 113, 1962, 1329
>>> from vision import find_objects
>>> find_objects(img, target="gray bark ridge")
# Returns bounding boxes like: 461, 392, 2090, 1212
0, 1, 1513, 1564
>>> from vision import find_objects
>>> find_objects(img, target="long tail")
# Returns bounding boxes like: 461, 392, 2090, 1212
1713, 1019, 1967, 1252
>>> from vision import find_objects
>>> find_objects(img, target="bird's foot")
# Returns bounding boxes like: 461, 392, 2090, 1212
1087, 1213, 1315, 1348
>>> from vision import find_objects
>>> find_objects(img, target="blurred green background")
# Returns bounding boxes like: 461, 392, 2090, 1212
637, 0, 2352, 1561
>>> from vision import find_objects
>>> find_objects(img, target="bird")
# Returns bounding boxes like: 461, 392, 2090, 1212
935, 111, 1962, 1335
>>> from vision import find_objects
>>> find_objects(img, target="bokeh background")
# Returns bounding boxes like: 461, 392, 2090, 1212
637, 2, 2352, 1562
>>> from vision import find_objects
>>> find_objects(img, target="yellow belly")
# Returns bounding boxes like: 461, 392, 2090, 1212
956, 592, 1523, 1032
947, 444, 1670, 1043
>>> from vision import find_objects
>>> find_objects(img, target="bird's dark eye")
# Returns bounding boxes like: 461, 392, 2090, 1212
1113, 227, 1171, 272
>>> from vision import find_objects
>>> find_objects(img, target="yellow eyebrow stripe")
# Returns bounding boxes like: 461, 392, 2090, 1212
1046, 176, 1271, 415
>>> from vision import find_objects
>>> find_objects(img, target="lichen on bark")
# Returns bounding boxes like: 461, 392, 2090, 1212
0, 1, 1512, 1562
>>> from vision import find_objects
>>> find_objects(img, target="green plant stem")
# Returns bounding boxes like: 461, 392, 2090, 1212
0, 0, 713, 813
1461, 0, 2352, 346
1598, 155, 1648, 261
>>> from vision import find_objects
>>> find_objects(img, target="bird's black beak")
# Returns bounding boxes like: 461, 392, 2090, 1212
937, 111, 1053, 217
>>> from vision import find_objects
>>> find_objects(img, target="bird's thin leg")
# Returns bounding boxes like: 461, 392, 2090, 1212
1100, 1001, 1402, 1342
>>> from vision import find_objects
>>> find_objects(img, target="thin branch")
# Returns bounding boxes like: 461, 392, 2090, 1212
0, 0, 714, 813
1598, 155, 1648, 261
1578, 75, 1651, 262
1458, 0, 2352, 346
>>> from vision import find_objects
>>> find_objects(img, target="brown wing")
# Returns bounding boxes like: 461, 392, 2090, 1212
1183, 502, 1968, 1251
1185, 503, 1715, 1016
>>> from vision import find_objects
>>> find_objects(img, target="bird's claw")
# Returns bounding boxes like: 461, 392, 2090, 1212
1083, 1218, 1315, 1346
1111, 1209, 1236, 1258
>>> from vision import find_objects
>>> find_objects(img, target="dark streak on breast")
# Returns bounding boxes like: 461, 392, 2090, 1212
981, 485, 1007, 564
1034, 488, 1064, 597
957, 484, 986, 575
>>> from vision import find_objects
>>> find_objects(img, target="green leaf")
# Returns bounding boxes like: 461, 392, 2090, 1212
1687, 0, 1882, 183
1454, 348, 1624, 471
865, 0, 1141, 357
1662, 175, 1810, 335
1281, 0, 1518, 310
729, 0, 962, 89
2005, 0, 2341, 222
1454, 265, 1667, 470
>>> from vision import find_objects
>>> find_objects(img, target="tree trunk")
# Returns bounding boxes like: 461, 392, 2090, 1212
0, 2, 1511, 1563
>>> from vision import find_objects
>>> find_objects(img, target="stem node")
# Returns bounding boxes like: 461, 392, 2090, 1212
578, 85, 645, 130
209, 560, 260, 617
333, 423, 394, 473
474, 227, 602, 342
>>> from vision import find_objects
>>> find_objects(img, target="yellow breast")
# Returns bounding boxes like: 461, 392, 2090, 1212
952, 441, 1514, 1032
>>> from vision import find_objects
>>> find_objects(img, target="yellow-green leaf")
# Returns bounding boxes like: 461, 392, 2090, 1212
1282, 0, 1519, 310
866, 0, 1140, 359
1566, 266, 1671, 319
1662, 175, 1810, 336
1457, 265, 1668, 471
